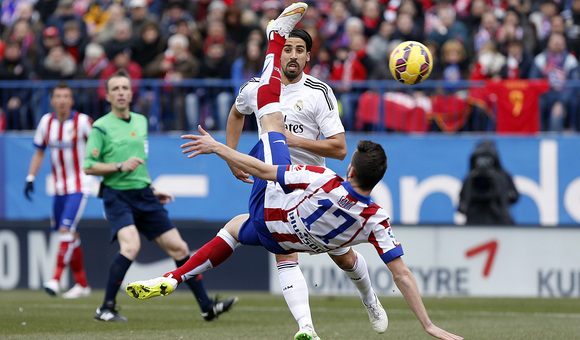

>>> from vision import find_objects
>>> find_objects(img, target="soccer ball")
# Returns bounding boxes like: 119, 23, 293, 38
389, 41, 433, 85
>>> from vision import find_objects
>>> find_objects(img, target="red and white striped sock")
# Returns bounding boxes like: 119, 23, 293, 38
165, 229, 237, 284
257, 32, 285, 116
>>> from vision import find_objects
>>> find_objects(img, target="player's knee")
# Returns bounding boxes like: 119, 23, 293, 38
168, 239, 189, 259
121, 243, 141, 260
330, 251, 356, 270
275, 252, 298, 263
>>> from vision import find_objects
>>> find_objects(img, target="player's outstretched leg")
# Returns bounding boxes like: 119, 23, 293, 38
126, 276, 179, 300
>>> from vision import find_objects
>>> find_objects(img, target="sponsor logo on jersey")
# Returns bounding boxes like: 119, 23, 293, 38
337, 195, 355, 210
284, 114, 304, 134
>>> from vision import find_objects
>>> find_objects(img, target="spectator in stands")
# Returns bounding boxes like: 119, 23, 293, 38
128, 0, 157, 40
159, 1, 194, 39
360, 0, 383, 38
231, 39, 264, 93
38, 44, 77, 80
93, 3, 128, 45
308, 44, 333, 81
427, 4, 470, 50
320, 1, 351, 53
440, 39, 470, 87
9, 2, 44, 35
500, 39, 533, 79
171, 19, 204, 60
197, 41, 233, 130
366, 21, 395, 64
458, 0, 487, 35
62, 20, 88, 64
496, 7, 535, 54
131, 21, 164, 71
204, 19, 231, 60
529, 0, 560, 54
537, 14, 566, 53
224, 6, 252, 53
75, 42, 108, 119
145, 33, 199, 130
38, 26, 62, 63
529, 32, 580, 131
103, 18, 134, 61
330, 33, 369, 130
5, 19, 39, 67
472, 10, 500, 55
46, 0, 88, 41
562, 0, 580, 58
76, 42, 108, 80
0, 40, 33, 130
83, 0, 115, 39
145, 33, 199, 81
98, 48, 142, 101
468, 41, 505, 131
392, 12, 425, 43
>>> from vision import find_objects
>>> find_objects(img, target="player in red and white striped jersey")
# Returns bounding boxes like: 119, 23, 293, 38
127, 4, 463, 338
25, 82, 92, 299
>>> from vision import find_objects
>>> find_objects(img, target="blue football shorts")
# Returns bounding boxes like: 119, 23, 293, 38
51, 192, 88, 233
101, 185, 175, 243
238, 131, 292, 254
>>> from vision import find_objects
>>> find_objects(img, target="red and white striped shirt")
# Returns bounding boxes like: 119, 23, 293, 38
33, 111, 93, 196
265, 165, 403, 263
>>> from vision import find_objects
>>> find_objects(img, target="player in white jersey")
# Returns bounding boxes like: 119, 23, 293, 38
24, 82, 92, 299
228, 27, 386, 337
126, 4, 463, 339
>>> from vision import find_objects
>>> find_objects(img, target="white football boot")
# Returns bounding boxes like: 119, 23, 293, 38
364, 294, 389, 333
266, 2, 308, 40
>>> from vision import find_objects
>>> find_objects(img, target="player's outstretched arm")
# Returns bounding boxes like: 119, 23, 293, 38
181, 125, 278, 182
225, 104, 253, 183
386, 257, 464, 340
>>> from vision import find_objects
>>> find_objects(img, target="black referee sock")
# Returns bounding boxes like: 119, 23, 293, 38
103, 253, 132, 308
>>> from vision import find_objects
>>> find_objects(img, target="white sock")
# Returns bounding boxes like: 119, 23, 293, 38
277, 261, 313, 329
343, 251, 375, 305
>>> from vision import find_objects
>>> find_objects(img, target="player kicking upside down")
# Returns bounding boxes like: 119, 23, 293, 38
126, 3, 463, 340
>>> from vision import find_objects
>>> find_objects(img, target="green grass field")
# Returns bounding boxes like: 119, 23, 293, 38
1, 289, 579, 339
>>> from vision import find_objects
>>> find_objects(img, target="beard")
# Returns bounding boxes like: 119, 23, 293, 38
283, 62, 302, 81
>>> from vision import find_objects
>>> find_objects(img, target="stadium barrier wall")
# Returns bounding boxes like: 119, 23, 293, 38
269, 225, 580, 298
1, 220, 578, 298
2, 133, 579, 226
0, 220, 269, 291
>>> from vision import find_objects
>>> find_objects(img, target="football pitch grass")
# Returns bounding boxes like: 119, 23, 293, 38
1, 289, 579, 339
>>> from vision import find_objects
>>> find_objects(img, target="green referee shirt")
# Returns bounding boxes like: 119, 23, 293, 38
83, 112, 151, 190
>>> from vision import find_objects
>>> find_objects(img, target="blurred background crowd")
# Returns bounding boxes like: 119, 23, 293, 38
0, 0, 579, 132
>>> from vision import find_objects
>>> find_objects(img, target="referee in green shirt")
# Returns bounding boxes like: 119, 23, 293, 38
84, 69, 237, 322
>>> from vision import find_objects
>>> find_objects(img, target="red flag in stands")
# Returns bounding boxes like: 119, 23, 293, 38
486, 79, 550, 134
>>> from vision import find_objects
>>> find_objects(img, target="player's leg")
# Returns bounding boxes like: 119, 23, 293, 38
56, 193, 91, 299
42, 196, 68, 296
126, 214, 246, 300
257, 2, 308, 135
329, 248, 388, 333
276, 253, 318, 339
257, 3, 318, 339
141, 191, 238, 321
94, 224, 140, 322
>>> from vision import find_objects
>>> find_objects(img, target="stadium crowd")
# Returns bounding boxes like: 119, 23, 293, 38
0, 0, 579, 132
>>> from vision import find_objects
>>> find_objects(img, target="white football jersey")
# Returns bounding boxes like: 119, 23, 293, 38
264, 165, 403, 263
235, 74, 345, 167
33, 111, 93, 195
